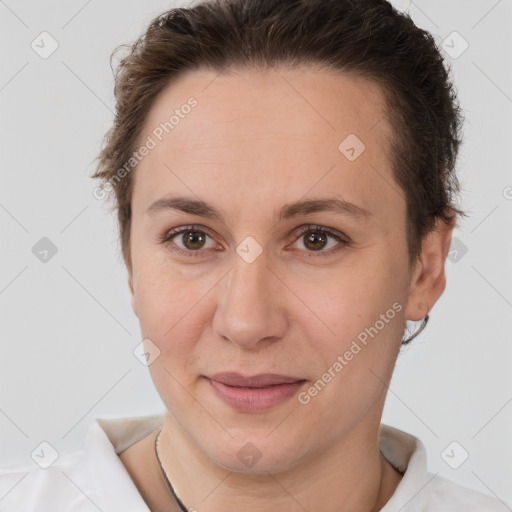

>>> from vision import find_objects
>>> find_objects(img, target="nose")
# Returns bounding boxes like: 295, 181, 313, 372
212, 251, 288, 350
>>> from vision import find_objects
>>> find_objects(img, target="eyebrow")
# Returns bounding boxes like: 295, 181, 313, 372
145, 195, 371, 224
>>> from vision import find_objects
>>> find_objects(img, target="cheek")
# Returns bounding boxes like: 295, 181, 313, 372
134, 265, 212, 406
294, 258, 407, 395
133, 260, 217, 355
296, 259, 404, 338
298, 284, 404, 426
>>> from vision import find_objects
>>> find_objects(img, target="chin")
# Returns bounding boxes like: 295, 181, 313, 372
204, 436, 307, 475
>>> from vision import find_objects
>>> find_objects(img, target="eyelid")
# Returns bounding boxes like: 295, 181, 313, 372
290, 224, 349, 243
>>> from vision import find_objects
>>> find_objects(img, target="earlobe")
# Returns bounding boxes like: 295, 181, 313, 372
404, 216, 456, 322
405, 258, 428, 321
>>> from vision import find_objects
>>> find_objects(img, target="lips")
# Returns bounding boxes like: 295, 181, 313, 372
205, 373, 307, 412
207, 372, 305, 388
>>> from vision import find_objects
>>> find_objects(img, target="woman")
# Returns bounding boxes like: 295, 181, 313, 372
0, 0, 506, 510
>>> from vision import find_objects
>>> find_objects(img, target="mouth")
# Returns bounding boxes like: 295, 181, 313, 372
207, 372, 305, 387
205, 373, 307, 412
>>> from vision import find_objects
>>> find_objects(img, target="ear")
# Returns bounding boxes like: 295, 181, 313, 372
127, 265, 138, 318
405, 215, 456, 321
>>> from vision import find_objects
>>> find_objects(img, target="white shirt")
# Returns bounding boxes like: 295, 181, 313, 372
0, 415, 506, 511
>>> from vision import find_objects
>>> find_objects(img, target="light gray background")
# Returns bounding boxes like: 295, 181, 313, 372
1, 0, 511, 505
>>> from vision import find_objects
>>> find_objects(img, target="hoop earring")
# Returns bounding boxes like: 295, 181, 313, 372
401, 314, 429, 345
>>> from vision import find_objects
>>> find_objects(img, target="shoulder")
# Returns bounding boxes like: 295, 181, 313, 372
0, 415, 161, 511
378, 424, 508, 511
420, 473, 507, 511
0, 452, 96, 512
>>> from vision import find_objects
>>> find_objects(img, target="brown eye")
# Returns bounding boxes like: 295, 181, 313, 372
291, 225, 350, 258
159, 225, 218, 257
181, 230, 207, 250
303, 230, 329, 251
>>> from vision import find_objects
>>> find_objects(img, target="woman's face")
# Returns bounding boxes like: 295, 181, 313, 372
127, 66, 439, 472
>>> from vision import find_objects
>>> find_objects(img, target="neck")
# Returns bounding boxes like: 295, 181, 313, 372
156, 411, 402, 512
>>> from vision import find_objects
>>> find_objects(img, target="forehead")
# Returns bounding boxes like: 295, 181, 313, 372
133, 66, 402, 225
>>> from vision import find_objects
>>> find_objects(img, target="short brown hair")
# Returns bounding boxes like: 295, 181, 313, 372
91, 0, 465, 269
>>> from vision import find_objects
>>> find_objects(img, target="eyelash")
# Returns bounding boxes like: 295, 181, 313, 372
158, 224, 351, 259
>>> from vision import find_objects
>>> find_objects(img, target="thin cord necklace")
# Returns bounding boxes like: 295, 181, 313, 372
154, 429, 189, 512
